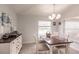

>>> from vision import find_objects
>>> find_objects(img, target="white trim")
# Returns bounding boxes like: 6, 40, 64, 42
22, 42, 35, 45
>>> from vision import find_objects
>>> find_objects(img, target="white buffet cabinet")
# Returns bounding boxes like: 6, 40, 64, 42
0, 35, 22, 54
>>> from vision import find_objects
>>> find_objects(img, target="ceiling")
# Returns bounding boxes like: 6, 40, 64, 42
8, 4, 71, 16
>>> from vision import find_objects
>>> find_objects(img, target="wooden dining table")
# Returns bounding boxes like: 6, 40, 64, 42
43, 36, 72, 54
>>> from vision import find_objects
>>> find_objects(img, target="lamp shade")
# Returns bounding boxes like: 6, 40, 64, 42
56, 14, 61, 19
48, 13, 61, 20
48, 15, 55, 20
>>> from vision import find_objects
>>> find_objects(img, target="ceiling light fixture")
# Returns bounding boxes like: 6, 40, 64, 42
48, 4, 61, 20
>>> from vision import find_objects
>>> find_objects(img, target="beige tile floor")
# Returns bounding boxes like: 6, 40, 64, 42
19, 43, 36, 54
19, 43, 79, 54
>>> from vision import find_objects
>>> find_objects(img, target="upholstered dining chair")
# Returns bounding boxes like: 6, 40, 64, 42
55, 34, 70, 54
33, 35, 50, 54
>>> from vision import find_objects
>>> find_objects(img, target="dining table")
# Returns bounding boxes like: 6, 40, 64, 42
43, 36, 72, 54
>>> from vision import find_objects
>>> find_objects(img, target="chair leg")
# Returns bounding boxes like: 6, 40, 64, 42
56, 48, 61, 54
58, 50, 61, 54
57, 49, 66, 54
65, 44, 70, 54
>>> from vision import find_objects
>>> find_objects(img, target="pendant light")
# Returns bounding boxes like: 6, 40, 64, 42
48, 4, 61, 20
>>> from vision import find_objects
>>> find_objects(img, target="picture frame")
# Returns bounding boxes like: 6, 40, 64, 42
59, 22, 61, 25
1, 13, 10, 26
53, 22, 56, 26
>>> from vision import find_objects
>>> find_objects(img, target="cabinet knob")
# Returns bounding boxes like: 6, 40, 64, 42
13, 42, 14, 44
16, 47, 18, 48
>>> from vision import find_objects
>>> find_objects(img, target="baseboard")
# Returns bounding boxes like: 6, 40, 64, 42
23, 42, 35, 45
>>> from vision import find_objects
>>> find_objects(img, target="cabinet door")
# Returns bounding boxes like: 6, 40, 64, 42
0, 43, 10, 54
10, 35, 22, 54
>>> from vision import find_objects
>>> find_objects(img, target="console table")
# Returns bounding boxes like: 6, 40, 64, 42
0, 34, 22, 54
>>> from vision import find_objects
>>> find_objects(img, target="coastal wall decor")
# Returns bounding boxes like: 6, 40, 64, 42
0, 12, 13, 34
1, 13, 11, 26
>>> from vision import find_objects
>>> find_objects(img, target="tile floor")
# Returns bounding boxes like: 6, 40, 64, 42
19, 43, 36, 54
19, 43, 79, 54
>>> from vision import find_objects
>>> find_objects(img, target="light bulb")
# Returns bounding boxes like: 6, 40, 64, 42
48, 15, 54, 20
52, 14, 56, 18
48, 16, 52, 20
56, 14, 61, 19
48, 13, 61, 20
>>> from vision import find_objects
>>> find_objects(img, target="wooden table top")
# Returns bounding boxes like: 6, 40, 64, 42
44, 36, 72, 45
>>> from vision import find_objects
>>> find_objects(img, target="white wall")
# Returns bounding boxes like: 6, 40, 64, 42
17, 15, 49, 44
0, 5, 17, 36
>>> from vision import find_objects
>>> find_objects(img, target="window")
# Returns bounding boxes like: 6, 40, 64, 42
65, 21, 79, 33
38, 21, 51, 37
65, 21, 79, 40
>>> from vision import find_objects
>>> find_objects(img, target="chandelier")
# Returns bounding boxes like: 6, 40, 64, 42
48, 4, 61, 20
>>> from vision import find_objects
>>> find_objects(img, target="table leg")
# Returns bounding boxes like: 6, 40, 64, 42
50, 46, 52, 54
65, 44, 70, 54
49, 46, 54, 54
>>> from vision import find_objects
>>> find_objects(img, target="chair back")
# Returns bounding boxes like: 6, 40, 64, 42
64, 34, 69, 42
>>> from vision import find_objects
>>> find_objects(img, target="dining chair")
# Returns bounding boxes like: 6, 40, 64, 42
33, 35, 50, 54
55, 34, 70, 54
